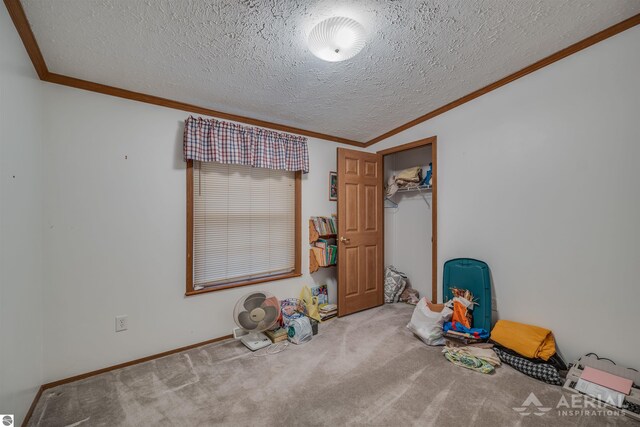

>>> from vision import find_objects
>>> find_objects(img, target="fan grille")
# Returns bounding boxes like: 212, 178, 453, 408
234, 291, 281, 332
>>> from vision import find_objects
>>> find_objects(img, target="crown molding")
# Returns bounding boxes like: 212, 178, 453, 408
363, 13, 640, 147
3, 0, 47, 79
3, 0, 364, 147
43, 72, 363, 145
5, 0, 639, 149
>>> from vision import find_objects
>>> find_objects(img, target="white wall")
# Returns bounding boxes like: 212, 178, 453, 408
40, 83, 346, 382
370, 26, 640, 368
0, 6, 44, 424
384, 146, 432, 300
4, 8, 638, 404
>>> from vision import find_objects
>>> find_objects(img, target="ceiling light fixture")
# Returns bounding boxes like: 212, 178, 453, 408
308, 17, 366, 62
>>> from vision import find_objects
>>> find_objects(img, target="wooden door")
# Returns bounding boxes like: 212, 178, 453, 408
337, 148, 384, 316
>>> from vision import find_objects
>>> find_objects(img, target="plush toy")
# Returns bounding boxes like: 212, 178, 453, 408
422, 162, 433, 187
399, 285, 420, 305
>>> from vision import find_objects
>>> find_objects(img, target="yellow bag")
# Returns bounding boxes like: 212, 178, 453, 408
490, 320, 556, 361
300, 286, 321, 322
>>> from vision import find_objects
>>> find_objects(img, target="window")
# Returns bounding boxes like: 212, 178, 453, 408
186, 160, 301, 295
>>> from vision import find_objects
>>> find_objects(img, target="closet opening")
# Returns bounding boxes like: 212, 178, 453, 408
378, 136, 438, 303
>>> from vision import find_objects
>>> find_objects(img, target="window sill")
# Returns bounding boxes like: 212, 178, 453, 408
185, 271, 302, 296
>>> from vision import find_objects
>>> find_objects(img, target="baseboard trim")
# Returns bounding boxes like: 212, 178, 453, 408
21, 386, 44, 427
22, 334, 233, 426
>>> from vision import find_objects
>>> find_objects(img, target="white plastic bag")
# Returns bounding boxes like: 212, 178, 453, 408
287, 317, 313, 344
407, 298, 453, 346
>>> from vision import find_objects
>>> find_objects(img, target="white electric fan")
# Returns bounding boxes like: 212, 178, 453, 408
233, 291, 281, 351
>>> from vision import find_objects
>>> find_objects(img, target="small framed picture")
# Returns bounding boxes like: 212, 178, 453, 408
329, 172, 338, 201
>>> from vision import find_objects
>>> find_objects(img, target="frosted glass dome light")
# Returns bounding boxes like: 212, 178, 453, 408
308, 17, 366, 62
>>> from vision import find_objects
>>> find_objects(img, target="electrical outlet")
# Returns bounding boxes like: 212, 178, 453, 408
115, 315, 128, 332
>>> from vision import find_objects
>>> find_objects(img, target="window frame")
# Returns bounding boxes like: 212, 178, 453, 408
185, 160, 301, 296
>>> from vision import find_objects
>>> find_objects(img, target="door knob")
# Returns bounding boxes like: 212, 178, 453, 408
340, 236, 350, 244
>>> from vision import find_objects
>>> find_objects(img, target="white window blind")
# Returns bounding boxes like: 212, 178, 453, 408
192, 161, 296, 289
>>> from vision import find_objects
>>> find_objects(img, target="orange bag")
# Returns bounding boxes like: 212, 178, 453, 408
451, 300, 472, 328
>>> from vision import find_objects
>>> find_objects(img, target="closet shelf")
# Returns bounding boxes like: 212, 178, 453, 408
385, 185, 432, 208
385, 185, 432, 200
317, 234, 337, 239
395, 185, 432, 193
309, 249, 337, 273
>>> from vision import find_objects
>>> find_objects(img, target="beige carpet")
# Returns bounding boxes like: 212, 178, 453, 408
29, 304, 635, 426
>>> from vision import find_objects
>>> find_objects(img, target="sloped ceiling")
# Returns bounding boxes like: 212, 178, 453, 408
19, 0, 640, 142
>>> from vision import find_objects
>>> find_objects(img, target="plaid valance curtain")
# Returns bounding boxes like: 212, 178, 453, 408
183, 116, 309, 173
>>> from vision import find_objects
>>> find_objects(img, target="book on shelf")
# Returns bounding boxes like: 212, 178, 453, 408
311, 216, 337, 236
311, 244, 337, 266
309, 215, 338, 273
315, 238, 328, 249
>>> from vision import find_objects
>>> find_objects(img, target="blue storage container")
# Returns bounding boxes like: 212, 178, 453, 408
443, 258, 492, 332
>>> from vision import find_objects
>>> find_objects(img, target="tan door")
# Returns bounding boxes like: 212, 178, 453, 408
337, 148, 384, 316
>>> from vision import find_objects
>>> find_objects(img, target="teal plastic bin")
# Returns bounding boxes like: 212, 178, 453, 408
443, 258, 492, 332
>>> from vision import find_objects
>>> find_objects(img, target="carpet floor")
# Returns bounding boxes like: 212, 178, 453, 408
29, 304, 635, 426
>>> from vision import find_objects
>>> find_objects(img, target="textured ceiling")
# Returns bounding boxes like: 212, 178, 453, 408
21, 0, 640, 142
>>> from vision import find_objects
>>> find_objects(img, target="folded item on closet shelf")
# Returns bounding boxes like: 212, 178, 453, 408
396, 166, 423, 183
395, 179, 420, 187
490, 320, 556, 361
386, 175, 399, 197
386, 166, 425, 197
